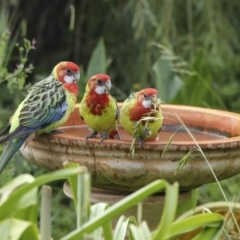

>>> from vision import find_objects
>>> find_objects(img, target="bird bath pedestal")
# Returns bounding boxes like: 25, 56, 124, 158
21, 104, 240, 228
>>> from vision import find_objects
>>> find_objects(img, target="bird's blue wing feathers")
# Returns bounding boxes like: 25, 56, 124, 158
19, 79, 66, 129
38, 101, 68, 129
0, 100, 67, 144
0, 79, 67, 143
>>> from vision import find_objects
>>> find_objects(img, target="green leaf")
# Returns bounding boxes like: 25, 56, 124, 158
176, 189, 198, 217
166, 213, 224, 238
0, 218, 39, 240
90, 203, 109, 219
102, 219, 113, 240
172, 51, 226, 109
90, 203, 109, 240
152, 182, 179, 240
64, 163, 90, 228
152, 54, 183, 102
14, 205, 37, 223
192, 226, 223, 240
0, 168, 82, 220
86, 38, 107, 80
61, 179, 173, 240
113, 215, 137, 240
129, 221, 151, 240
90, 203, 113, 240
63, 163, 81, 211
0, 174, 35, 204
0, 174, 38, 222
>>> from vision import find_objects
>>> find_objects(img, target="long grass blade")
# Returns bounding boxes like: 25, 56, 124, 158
175, 113, 240, 233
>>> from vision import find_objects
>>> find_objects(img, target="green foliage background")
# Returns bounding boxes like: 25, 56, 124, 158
2, 0, 240, 114
1, 0, 240, 238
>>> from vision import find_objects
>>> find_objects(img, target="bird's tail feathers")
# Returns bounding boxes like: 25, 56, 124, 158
109, 129, 120, 139
0, 126, 34, 144
0, 124, 11, 138
0, 131, 17, 144
0, 138, 25, 175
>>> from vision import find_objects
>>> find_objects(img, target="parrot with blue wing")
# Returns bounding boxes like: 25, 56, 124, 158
0, 61, 80, 174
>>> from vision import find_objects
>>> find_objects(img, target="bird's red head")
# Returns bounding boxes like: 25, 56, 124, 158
87, 74, 111, 95
53, 61, 80, 95
128, 88, 160, 121
137, 88, 159, 108
138, 88, 158, 96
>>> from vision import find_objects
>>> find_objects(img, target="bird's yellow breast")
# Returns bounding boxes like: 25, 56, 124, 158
80, 93, 117, 134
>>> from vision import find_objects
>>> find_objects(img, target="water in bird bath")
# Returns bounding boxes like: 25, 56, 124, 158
56, 124, 228, 143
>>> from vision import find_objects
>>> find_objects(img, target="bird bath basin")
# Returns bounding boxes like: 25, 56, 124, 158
21, 104, 240, 191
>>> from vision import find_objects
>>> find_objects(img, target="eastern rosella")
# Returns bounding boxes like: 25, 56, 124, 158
120, 88, 163, 146
79, 74, 119, 141
0, 61, 80, 174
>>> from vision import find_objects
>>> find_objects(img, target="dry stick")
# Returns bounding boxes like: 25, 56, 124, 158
40, 185, 52, 240
175, 113, 240, 233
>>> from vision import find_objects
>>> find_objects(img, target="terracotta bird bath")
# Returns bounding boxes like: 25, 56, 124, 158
21, 103, 240, 191
20, 103, 240, 228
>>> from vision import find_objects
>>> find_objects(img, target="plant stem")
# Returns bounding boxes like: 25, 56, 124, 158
40, 185, 52, 240
77, 174, 81, 228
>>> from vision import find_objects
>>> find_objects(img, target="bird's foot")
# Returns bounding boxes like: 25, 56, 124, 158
100, 133, 108, 142
137, 138, 145, 148
143, 127, 151, 137
48, 129, 64, 136
85, 131, 98, 140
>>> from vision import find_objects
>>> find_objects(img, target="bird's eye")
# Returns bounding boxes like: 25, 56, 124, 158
97, 79, 102, 84
143, 94, 148, 98
66, 69, 71, 74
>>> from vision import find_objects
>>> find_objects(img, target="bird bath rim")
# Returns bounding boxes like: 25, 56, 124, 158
21, 104, 240, 191
62, 104, 240, 149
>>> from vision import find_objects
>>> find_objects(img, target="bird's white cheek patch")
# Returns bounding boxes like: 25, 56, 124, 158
64, 75, 75, 84
142, 99, 151, 108
95, 85, 107, 95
